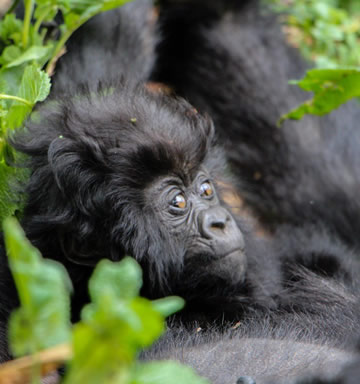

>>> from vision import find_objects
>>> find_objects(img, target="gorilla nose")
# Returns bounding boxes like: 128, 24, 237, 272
199, 207, 245, 250
201, 207, 229, 238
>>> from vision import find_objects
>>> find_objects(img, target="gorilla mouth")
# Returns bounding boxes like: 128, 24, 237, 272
222, 248, 244, 258
209, 247, 247, 283
216, 247, 245, 261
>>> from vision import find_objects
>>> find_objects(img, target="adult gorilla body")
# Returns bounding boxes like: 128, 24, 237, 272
0, 0, 359, 383
154, 0, 360, 247
152, 0, 360, 381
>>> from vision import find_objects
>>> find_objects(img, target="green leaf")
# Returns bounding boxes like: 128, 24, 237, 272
280, 68, 360, 123
64, 258, 167, 384
63, 0, 132, 28
131, 361, 210, 384
0, 66, 25, 98
89, 258, 143, 302
0, 46, 22, 66
152, 296, 185, 318
67, 0, 102, 14
6, 64, 51, 130
3, 217, 72, 357
5, 46, 52, 68
100, 0, 133, 12
0, 14, 23, 45
66, 0, 132, 14
34, 2, 58, 23
0, 157, 28, 221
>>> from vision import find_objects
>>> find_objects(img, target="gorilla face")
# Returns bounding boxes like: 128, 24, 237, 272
146, 169, 247, 286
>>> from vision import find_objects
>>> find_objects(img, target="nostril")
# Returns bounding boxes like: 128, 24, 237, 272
210, 220, 226, 231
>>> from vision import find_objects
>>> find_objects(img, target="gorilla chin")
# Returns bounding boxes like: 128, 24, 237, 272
209, 248, 247, 283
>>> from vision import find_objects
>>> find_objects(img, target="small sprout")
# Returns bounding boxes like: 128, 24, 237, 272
59, 135, 64, 139
130, 117, 137, 124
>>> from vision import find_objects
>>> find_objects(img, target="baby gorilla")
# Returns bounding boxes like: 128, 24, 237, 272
10, 83, 254, 318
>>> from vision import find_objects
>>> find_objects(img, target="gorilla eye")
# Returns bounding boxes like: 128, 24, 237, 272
171, 193, 187, 209
200, 182, 214, 198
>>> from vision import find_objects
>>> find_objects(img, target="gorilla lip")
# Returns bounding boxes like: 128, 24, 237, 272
218, 247, 244, 260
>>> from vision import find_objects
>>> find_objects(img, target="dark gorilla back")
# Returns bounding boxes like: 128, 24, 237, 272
52, 0, 157, 94
153, 0, 360, 251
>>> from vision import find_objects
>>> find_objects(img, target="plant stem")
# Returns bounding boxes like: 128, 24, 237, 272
0, 94, 33, 107
22, 0, 34, 49
45, 15, 95, 75
34, 7, 56, 36
45, 27, 73, 75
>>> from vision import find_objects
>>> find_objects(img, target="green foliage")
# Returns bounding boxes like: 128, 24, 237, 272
4, 64, 51, 130
280, 68, 360, 122
266, 0, 360, 68
0, 0, 134, 223
64, 258, 188, 384
264, 1, 360, 121
3, 217, 72, 357
3, 220, 206, 383
0, 157, 29, 224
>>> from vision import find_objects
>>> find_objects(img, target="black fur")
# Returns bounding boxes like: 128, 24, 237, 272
151, 0, 360, 381
142, 319, 359, 384
0, 1, 359, 383
51, 0, 157, 94
153, 0, 360, 250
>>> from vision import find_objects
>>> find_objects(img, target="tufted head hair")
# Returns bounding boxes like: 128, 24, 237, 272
10, 82, 227, 291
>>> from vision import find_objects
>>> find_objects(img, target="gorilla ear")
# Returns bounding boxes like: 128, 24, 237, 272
48, 135, 109, 196
205, 114, 216, 139
47, 134, 112, 221
46, 136, 113, 265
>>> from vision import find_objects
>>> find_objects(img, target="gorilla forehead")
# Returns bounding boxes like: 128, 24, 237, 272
38, 83, 217, 184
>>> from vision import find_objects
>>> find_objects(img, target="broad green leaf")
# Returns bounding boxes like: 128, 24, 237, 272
65, 321, 132, 384
3, 218, 72, 357
63, 12, 81, 29
0, 158, 28, 221
64, 258, 167, 384
18, 64, 51, 103
131, 361, 210, 384
85, 259, 165, 350
280, 68, 360, 123
0, 14, 23, 45
0, 46, 22, 66
5, 46, 52, 68
34, 2, 59, 23
89, 258, 142, 302
6, 64, 51, 130
0, 66, 25, 98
